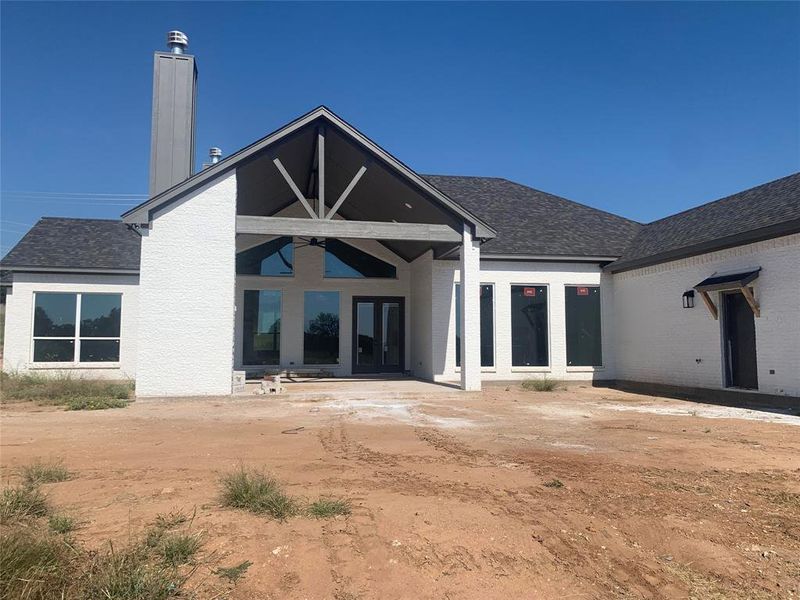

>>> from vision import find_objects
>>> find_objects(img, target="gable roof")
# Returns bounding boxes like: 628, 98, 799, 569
122, 105, 496, 240
0, 217, 140, 273
608, 172, 800, 272
425, 175, 642, 258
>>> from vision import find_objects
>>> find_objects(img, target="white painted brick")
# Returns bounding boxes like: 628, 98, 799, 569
135, 174, 238, 396
2, 273, 138, 380
613, 233, 800, 396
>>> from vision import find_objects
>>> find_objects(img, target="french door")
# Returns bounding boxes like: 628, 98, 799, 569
352, 297, 404, 374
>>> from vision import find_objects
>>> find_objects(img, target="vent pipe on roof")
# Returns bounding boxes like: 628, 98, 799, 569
149, 31, 197, 196
167, 30, 189, 54
209, 147, 222, 164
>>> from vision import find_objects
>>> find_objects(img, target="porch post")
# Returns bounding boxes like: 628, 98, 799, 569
460, 223, 481, 391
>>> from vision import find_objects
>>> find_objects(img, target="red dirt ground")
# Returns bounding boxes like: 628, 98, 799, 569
1, 382, 799, 599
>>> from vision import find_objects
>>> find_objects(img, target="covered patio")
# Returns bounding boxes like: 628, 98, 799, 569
124, 107, 496, 394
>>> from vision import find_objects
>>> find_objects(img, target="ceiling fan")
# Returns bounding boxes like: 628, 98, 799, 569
295, 237, 327, 249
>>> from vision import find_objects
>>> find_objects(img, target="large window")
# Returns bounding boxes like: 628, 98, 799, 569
565, 285, 602, 366
242, 290, 281, 365
454, 283, 494, 368
33, 292, 121, 363
325, 239, 396, 278
304, 291, 340, 364
236, 237, 294, 276
511, 285, 548, 367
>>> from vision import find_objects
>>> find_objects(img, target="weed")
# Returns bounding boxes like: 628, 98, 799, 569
307, 498, 352, 519
0, 485, 49, 523
214, 560, 252, 584
0, 371, 133, 409
153, 510, 189, 530
66, 396, 129, 410
522, 377, 559, 392
83, 543, 185, 600
158, 533, 202, 566
220, 467, 300, 520
0, 527, 77, 599
49, 514, 77, 534
20, 459, 73, 485
544, 479, 564, 488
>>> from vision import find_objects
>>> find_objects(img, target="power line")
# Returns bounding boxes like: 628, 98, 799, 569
1, 190, 147, 198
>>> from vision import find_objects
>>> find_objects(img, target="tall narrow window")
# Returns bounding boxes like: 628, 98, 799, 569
32, 292, 122, 363
79, 294, 121, 362
455, 283, 494, 368
565, 286, 602, 366
304, 291, 340, 364
236, 237, 294, 276
325, 239, 396, 278
33, 293, 76, 362
243, 290, 281, 365
511, 285, 549, 367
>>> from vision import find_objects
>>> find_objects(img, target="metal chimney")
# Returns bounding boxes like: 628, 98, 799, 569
149, 31, 197, 196
167, 30, 189, 54
209, 147, 222, 164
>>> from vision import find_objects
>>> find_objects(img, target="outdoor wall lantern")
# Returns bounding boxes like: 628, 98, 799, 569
682, 290, 695, 309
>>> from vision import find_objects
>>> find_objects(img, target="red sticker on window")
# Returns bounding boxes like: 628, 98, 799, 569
523, 287, 537, 297
577, 287, 590, 296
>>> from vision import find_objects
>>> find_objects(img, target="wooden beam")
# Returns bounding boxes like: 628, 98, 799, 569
740, 286, 761, 317
236, 215, 462, 242
318, 127, 325, 218
325, 166, 367, 220
699, 290, 718, 320
273, 158, 317, 219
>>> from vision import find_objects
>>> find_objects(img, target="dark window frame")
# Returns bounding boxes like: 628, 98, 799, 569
564, 285, 603, 367
31, 292, 122, 364
303, 291, 341, 365
510, 284, 550, 368
242, 289, 282, 366
236, 236, 295, 277
455, 283, 495, 368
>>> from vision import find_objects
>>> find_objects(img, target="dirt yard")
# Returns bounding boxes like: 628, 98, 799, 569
2, 381, 799, 599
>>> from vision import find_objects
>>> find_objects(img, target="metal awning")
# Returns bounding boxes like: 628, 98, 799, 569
694, 268, 761, 293
693, 268, 761, 319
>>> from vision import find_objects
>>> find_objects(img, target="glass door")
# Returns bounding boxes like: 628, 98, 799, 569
352, 297, 404, 373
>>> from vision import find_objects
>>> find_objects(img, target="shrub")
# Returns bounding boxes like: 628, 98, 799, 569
306, 498, 352, 519
521, 377, 559, 392
220, 467, 300, 520
82, 543, 184, 600
0, 485, 49, 523
543, 479, 565, 488
65, 396, 129, 410
158, 533, 202, 566
20, 459, 73, 485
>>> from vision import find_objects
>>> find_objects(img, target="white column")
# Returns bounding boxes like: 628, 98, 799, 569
460, 223, 481, 391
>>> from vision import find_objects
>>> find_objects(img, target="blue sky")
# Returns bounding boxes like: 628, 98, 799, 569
2, 1, 798, 256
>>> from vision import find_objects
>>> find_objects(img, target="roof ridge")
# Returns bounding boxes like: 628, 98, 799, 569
40, 216, 124, 222
641, 172, 800, 226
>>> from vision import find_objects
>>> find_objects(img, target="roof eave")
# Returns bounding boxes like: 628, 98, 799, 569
606, 218, 800, 273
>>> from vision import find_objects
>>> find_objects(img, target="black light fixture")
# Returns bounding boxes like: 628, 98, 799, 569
682, 290, 695, 309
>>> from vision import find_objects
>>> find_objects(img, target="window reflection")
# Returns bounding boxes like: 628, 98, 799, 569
304, 291, 340, 364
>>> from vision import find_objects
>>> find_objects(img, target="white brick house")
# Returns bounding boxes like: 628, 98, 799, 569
2, 34, 799, 404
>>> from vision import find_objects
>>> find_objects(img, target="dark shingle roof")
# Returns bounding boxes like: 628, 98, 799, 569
0, 217, 141, 272
424, 175, 642, 257
609, 173, 800, 272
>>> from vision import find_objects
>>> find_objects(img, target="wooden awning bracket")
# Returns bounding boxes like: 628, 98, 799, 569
740, 286, 761, 317
698, 290, 718, 320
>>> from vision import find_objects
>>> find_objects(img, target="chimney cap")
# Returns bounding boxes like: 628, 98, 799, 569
209, 147, 222, 158
167, 30, 189, 54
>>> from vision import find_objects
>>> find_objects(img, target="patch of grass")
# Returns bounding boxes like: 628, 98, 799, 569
0, 371, 134, 409
83, 543, 186, 600
20, 459, 73, 485
307, 498, 352, 519
49, 514, 77, 534
0, 485, 49, 523
65, 396, 129, 410
0, 527, 77, 599
219, 467, 300, 520
214, 560, 252, 584
158, 533, 202, 566
543, 479, 564, 488
521, 377, 559, 392
153, 510, 189, 531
